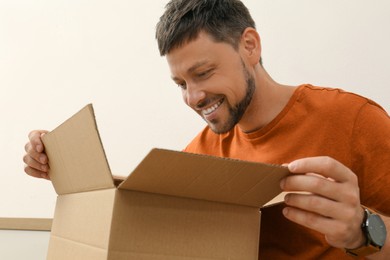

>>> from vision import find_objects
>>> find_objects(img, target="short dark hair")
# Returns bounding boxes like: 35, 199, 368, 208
156, 0, 256, 56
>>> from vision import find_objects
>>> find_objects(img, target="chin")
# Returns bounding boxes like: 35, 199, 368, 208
208, 122, 234, 134
203, 114, 236, 134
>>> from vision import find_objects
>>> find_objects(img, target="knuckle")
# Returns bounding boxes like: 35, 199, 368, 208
24, 142, 31, 153
28, 130, 45, 146
345, 194, 357, 205
322, 156, 334, 169
349, 173, 358, 184
24, 154, 36, 167
343, 189, 360, 205
28, 130, 38, 140
311, 177, 323, 191
22, 154, 29, 164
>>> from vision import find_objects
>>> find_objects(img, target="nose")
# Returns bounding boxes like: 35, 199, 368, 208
183, 84, 206, 109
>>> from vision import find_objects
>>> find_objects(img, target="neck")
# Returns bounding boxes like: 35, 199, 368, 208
238, 64, 296, 133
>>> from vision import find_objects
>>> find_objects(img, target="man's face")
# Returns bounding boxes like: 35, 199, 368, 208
166, 32, 256, 134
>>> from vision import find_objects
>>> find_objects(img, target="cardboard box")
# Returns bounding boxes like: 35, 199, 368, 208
42, 104, 289, 260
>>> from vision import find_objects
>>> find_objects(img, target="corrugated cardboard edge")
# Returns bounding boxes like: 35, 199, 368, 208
120, 148, 290, 208
0, 218, 52, 231
182, 150, 289, 169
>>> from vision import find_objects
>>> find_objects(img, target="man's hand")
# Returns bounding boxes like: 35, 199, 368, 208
23, 130, 50, 180
280, 156, 365, 249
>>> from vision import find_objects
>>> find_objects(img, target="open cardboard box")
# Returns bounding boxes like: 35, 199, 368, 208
42, 104, 289, 260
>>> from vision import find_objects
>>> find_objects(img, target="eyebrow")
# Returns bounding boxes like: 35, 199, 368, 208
171, 60, 210, 81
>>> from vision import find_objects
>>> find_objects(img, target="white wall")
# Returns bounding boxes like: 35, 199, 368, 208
1, 0, 389, 219
0, 230, 50, 259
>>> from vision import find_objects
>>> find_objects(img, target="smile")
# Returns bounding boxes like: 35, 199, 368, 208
202, 99, 224, 116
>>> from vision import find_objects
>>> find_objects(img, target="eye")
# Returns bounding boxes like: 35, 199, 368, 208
196, 69, 212, 79
177, 82, 187, 90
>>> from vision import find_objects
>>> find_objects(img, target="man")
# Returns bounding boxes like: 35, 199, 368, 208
24, 0, 389, 259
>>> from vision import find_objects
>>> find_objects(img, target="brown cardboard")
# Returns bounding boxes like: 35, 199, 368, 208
42, 104, 290, 260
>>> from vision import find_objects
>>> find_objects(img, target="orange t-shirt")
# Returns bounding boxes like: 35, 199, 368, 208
184, 85, 390, 259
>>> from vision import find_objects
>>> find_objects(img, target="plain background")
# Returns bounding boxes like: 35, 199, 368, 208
1, 0, 389, 219
0, 230, 50, 258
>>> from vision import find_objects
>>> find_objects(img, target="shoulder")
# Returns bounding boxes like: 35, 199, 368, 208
297, 84, 387, 116
300, 85, 384, 106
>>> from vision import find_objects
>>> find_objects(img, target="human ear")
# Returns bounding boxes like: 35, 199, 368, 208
240, 27, 262, 66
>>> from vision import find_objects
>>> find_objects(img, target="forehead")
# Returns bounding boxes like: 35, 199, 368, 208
166, 32, 238, 76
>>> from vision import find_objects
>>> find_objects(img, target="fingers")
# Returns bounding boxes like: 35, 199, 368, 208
280, 156, 364, 249
23, 152, 49, 172
288, 156, 356, 183
23, 130, 50, 179
281, 157, 360, 204
280, 174, 352, 203
282, 203, 365, 249
24, 141, 48, 165
24, 164, 50, 180
28, 130, 49, 153
284, 192, 357, 222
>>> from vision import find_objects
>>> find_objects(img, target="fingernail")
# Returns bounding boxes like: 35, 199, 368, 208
284, 194, 290, 203
280, 179, 285, 189
40, 155, 47, 164
283, 207, 289, 216
36, 144, 43, 153
288, 162, 297, 172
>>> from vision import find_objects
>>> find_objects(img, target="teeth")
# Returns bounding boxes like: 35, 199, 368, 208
202, 100, 223, 115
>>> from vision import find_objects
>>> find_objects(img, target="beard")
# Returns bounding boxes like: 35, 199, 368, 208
207, 62, 256, 134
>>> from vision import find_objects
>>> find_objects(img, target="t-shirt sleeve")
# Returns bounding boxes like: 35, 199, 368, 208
351, 101, 390, 214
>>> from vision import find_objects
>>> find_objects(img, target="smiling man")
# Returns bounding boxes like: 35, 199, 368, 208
155, 0, 390, 259
24, 0, 390, 259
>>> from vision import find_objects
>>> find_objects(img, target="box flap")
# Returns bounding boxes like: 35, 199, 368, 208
119, 149, 290, 208
42, 104, 114, 195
